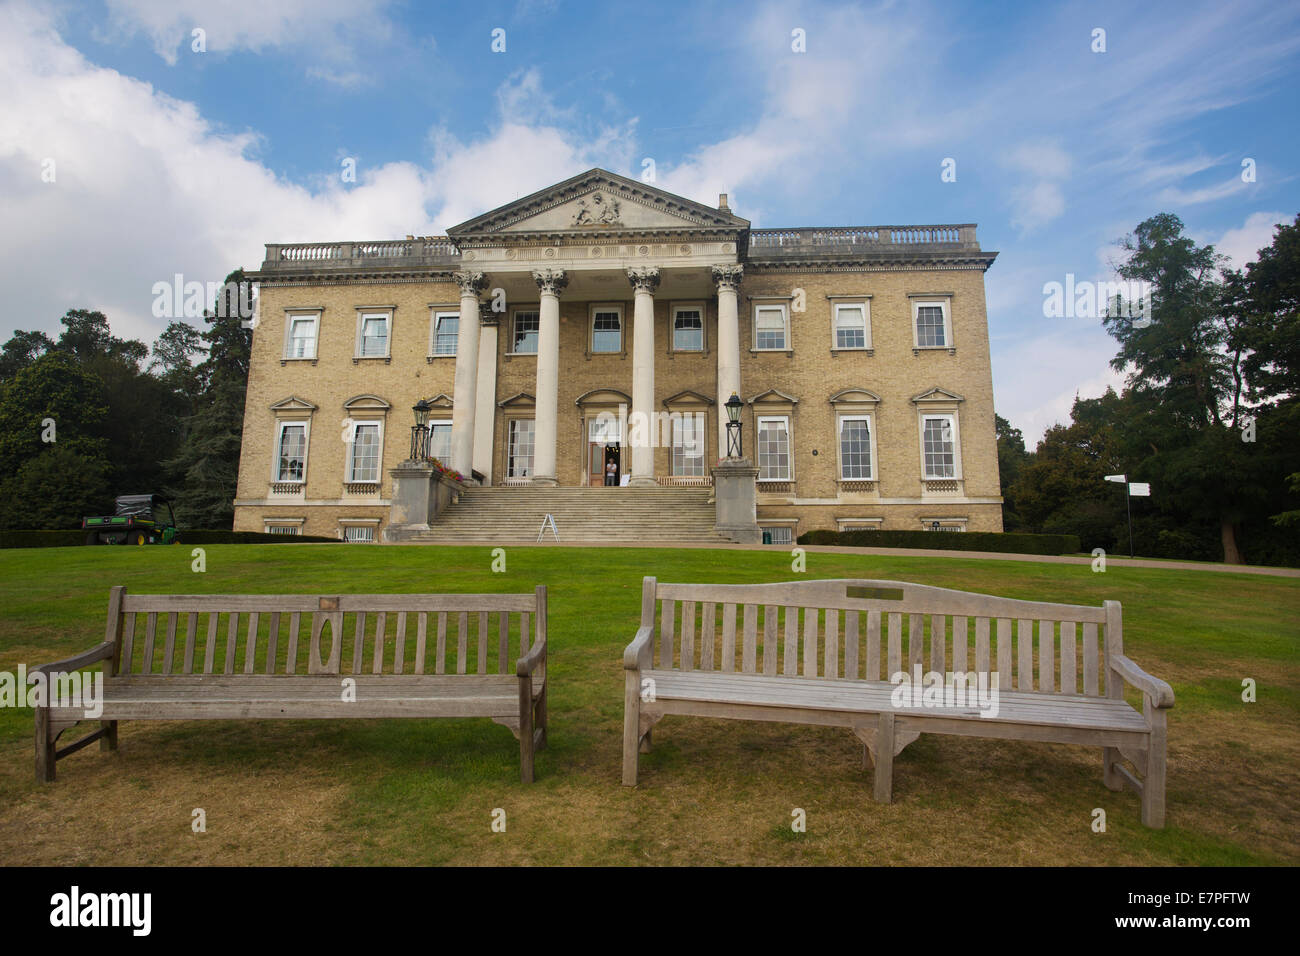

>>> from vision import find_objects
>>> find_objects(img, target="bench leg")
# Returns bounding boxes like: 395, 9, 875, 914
622, 670, 640, 786
534, 684, 547, 752
35, 707, 55, 783
518, 675, 535, 784
639, 729, 653, 753
100, 719, 118, 752
873, 713, 895, 803
1102, 747, 1124, 791
1141, 712, 1167, 829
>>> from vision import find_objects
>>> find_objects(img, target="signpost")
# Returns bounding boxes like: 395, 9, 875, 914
1103, 475, 1150, 558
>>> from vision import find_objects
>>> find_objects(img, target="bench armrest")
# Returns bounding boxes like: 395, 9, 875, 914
516, 638, 546, 677
623, 626, 653, 670
1110, 653, 1174, 709
34, 642, 116, 677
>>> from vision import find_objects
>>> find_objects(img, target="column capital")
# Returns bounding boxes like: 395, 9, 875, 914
626, 266, 661, 293
454, 270, 489, 296
531, 268, 568, 296
711, 264, 744, 292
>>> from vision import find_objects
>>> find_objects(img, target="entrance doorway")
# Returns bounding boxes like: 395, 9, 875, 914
590, 442, 622, 486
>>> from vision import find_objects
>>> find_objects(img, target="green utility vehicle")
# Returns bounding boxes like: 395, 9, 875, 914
82, 494, 180, 545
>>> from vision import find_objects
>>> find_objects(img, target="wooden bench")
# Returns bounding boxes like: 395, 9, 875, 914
623, 577, 1173, 827
35, 585, 548, 783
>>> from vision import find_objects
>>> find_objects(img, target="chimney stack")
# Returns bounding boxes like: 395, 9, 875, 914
718, 193, 729, 212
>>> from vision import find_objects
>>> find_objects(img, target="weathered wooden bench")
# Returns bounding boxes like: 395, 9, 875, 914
623, 577, 1173, 827
35, 585, 548, 783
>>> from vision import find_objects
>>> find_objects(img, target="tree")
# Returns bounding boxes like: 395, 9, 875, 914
165, 269, 253, 528
0, 352, 109, 478
1104, 213, 1255, 561
0, 445, 113, 531
995, 413, 1030, 530
0, 330, 54, 382
1235, 214, 1300, 403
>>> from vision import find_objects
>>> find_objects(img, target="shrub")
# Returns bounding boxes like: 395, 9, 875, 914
797, 529, 1082, 555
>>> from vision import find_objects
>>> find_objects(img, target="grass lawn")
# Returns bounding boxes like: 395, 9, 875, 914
0, 543, 1296, 866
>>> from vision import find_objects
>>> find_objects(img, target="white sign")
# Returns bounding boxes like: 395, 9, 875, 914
1104, 474, 1126, 483
1129, 482, 1150, 497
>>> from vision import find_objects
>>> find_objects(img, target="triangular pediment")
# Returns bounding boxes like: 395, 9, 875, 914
911, 387, 965, 404
448, 169, 749, 237
662, 389, 715, 408
270, 395, 317, 412
748, 388, 799, 406
498, 392, 536, 408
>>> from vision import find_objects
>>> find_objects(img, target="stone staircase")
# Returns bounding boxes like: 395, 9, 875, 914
406, 485, 729, 544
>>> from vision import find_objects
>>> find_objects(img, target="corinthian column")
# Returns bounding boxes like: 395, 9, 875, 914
626, 266, 661, 486
450, 270, 488, 477
531, 268, 567, 486
712, 264, 744, 457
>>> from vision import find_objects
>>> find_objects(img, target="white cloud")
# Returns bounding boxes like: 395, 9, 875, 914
1156, 175, 1249, 206
1213, 210, 1289, 269
0, 2, 631, 345
102, 0, 395, 65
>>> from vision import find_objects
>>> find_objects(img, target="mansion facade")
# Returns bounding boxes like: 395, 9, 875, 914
234, 168, 1002, 542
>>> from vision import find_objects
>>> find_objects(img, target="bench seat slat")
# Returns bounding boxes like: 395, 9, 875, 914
640, 670, 1148, 733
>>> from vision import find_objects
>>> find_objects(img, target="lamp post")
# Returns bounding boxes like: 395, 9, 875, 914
410, 399, 432, 461
725, 392, 743, 459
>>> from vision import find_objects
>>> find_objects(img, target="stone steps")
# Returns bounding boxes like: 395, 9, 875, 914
407, 486, 727, 544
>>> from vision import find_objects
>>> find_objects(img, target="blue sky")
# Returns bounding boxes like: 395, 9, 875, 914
2, 0, 1297, 442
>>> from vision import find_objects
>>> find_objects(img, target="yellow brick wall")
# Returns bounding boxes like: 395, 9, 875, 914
234, 266, 1003, 537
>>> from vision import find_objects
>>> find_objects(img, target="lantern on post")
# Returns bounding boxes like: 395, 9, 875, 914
410, 399, 432, 461
725, 392, 744, 459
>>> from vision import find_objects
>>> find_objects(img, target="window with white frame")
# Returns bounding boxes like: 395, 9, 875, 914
921, 414, 957, 478
672, 305, 704, 351
357, 312, 391, 358
670, 414, 706, 477
512, 310, 540, 353
591, 306, 622, 353
754, 305, 788, 350
922, 518, 967, 532
342, 525, 376, 542
348, 422, 382, 483
833, 303, 869, 349
838, 415, 875, 480
432, 311, 458, 355
913, 300, 951, 348
265, 522, 302, 535
508, 419, 535, 477
757, 416, 791, 480
285, 313, 319, 359
428, 421, 452, 463
276, 423, 307, 482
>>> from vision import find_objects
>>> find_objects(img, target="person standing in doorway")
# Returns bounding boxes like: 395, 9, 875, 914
605, 458, 617, 486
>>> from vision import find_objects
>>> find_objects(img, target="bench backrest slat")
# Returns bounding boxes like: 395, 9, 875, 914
110, 591, 542, 679
642, 578, 1119, 699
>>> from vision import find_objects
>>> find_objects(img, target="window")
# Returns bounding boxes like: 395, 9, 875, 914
342, 525, 376, 543
754, 305, 788, 350
265, 524, 301, 536
428, 421, 452, 463
921, 518, 967, 532
834, 303, 869, 349
591, 306, 622, 353
839, 416, 874, 480
762, 526, 794, 545
512, 310, 539, 354
670, 414, 706, 477
673, 305, 704, 351
913, 299, 951, 348
432, 312, 458, 355
348, 423, 381, 483
922, 415, 956, 478
285, 314, 318, 359
276, 423, 307, 482
757, 416, 791, 480
508, 419, 535, 478
358, 312, 390, 358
